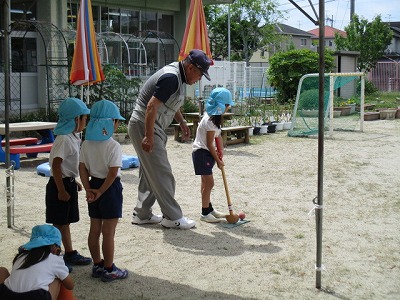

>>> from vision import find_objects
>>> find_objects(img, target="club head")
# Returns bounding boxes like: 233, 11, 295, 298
226, 214, 240, 224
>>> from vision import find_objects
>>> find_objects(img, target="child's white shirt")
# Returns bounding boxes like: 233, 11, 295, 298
192, 113, 220, 151
80, 138, 122, 178
49, 133, 81, 178
4, 253, 69, 292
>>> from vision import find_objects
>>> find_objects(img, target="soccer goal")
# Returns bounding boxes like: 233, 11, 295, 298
288, 72, 365, 137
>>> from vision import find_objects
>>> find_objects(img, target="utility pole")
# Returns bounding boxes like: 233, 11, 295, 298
350, 0, 355, 21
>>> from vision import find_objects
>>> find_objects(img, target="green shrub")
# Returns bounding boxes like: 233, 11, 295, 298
357, 79, 378, 95
267, 49, 335, 103
297, 89, 330, 110
181, 97, 199, 113
298, 89, 319, 110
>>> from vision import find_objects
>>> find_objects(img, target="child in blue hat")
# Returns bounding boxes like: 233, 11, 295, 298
192, 88, 235, 223
45, 97, 92, 270
79, 100, 128, 282
0, 224, 74, 299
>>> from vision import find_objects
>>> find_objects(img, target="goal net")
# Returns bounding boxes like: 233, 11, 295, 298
288, 72, 365, 137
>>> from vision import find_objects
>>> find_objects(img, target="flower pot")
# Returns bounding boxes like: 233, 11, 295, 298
283, 121, 292, 130
248, 127, 254, 136
113, 133, 126, 143
348, 103, 356, 114
379, 109, 396, 120
267, 124, 276, 133
396, 108, 400, 119
334, 106, 351, 116
260, 125, 269, 134
253, 127, 261, 135
364, 112, 380, 121
333, 110, 341, 118
275, 122, 284, 131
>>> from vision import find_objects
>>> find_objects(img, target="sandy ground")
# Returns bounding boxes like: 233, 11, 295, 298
0, 119, 399, 300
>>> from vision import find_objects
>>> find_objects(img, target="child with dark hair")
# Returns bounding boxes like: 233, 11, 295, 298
79, 100, 128, 282
192, 88, 235, 223
45, 97, 92, 270
0, 224, 74, 300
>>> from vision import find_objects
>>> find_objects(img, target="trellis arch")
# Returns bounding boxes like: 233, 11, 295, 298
8, 20, 70, 120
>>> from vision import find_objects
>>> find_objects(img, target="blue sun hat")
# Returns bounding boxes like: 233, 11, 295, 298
21, 224, 61, 250
85, 100, 125, 141
54, 98, 90, 135
205, 87, 234, 116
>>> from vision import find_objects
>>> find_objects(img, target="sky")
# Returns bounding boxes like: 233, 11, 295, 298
277, 0, 399, 31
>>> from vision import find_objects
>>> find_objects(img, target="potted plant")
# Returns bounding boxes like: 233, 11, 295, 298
333, 97, 354, 116
113, 122, 128, 143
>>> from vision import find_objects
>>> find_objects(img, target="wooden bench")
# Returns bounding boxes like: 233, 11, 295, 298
1, 137, 39, 147
171, 123, 194, 142
4, 143, 53, 170
221, 126, 252, 146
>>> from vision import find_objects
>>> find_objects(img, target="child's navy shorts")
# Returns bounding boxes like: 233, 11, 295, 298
45, 177, 79, 225
88, 177, 123, 219
192, 148, 215, 175
0, 283, 51, 300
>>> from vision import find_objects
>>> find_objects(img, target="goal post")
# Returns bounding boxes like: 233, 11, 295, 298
288, 72, 365, 138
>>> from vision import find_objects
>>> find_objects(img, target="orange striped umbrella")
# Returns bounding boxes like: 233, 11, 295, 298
178, 0, 212, 61
70, 0, 104, 86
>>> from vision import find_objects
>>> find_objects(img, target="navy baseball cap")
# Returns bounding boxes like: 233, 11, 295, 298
188, 49, 212, 81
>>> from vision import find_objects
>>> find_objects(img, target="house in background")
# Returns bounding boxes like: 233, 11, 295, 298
249, 23, 314, 67
308, 25, 346, 50
381, 22, 400, 61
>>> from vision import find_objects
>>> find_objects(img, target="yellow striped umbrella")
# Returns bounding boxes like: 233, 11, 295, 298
70, 0, 104, 86
178, 0, 212, 61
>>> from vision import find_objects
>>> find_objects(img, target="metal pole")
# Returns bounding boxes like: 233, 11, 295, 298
227, 4, 230, 61
316, 0, 325, 289
3, 0, 13, 227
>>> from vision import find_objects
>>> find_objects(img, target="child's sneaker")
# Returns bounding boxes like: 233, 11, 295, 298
64, 250, 92, 266
92, 262, 104, 278
211, 209, 226, 218
200, 213, 221, 223
101, 264, 128, 282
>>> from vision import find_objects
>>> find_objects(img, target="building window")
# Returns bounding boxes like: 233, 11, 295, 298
10, 1, 37, 22
142, 11, 157, 31
121, 10, 139, 35
11, 37, 37, 73
301, 38, 307, 46
159, 14, 173, 35
67, 2, 78, 29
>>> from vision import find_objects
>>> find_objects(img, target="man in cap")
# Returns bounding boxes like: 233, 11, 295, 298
128, 49, 212, 229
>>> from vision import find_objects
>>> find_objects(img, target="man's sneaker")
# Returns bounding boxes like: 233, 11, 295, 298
211, 209, 226, 218
200, 213, 221, 223
92, 262, 104, 278
131, 213, 162, 225
160, 216, 196, 229
101, 264, 128, 282
64, 250, 92, 266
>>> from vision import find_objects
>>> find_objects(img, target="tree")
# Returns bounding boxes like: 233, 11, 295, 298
205, 0, 281, 65
267, 49, 335, 102
334, 14, 393, 72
